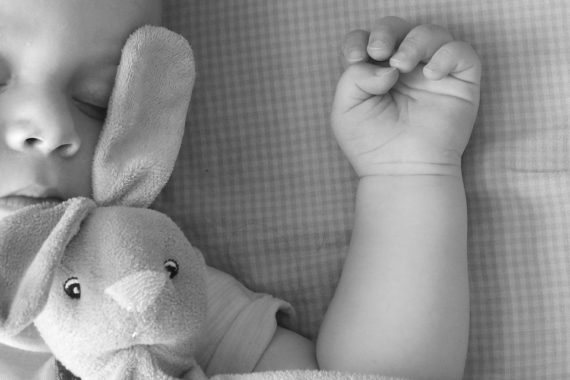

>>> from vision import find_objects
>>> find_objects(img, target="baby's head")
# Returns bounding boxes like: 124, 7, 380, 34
0, 0, 161, 220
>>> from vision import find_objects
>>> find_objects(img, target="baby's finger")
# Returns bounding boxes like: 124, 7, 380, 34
423, 41, 481, 84
342, 29, 370, 67
333, 63, 399, 113
367, 16, 413, 62
389, 24, 454, 73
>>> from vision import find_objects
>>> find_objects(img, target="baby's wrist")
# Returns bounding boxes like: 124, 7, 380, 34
358, 161, 463, 178
340, 135, 468, 179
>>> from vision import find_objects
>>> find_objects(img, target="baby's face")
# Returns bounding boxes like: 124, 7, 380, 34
0, 0, 161, 219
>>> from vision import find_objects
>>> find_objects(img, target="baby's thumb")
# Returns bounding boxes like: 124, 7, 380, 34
333, 64, 399, 113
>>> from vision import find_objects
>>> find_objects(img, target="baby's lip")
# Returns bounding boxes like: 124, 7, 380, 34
0, 186, 64, 211
13, 184, 62, 198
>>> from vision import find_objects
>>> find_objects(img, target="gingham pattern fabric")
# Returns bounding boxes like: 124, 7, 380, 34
157, 1, 570, 379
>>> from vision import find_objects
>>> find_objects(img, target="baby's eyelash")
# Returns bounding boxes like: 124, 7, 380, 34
73, 98, 108, 121
79, 92, 110, 108
72, 78, 114, 121
0, 59, 10, 87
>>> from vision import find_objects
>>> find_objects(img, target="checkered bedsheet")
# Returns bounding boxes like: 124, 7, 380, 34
156, 1, 570, 378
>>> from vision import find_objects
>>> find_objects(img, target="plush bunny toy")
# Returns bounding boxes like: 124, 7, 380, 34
0, 26, 207, 380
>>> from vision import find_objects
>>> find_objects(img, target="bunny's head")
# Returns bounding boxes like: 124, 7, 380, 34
36, 203, 207, 379
0, 26, 205, 379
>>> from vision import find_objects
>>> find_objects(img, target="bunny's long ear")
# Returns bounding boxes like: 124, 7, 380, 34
0, 198, 95, 340
92, 26, 195, 207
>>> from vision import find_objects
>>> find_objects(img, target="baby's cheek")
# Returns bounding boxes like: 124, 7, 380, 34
59, 121, 100, 198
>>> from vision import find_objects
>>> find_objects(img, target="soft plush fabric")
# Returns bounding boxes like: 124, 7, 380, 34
212, 370, 408, 380
157, 1, 570, 379
0, 201, 85, 352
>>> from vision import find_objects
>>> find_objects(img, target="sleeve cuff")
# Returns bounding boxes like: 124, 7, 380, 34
197, 266, 293, 376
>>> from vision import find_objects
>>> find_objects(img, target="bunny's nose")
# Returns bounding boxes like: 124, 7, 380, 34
105, 270, 168, 313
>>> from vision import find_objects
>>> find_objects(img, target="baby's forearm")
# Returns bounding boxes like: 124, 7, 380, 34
317, 173, 469, 380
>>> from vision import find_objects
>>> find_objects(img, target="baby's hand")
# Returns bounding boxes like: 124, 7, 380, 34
332, 17, 481, 176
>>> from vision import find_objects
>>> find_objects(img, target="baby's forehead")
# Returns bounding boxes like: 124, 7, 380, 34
0, 0, 161, 28
94, 0, 162, 25
0, 0, 162, 61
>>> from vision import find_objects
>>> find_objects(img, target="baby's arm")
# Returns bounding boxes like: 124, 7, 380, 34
317, 17, 481, 380
255, 327, 317, 370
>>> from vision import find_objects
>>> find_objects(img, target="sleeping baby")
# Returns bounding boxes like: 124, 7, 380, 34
0, 0, 480, 379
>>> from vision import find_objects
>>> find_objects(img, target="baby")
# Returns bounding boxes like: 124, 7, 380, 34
0, 0, 481, 379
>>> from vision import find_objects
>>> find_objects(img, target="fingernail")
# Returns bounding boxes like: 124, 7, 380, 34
376, 67, 397, 77
423, 65, 443, 80
348, 49, 366, 62
390, 51, 407, 64
424, 64, 437, 73
368, 39, 388, 51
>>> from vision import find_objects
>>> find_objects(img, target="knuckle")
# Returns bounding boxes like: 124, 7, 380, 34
459, 41, 479, 59
398, 35, 423, 55
400, 32, 424, 49
372, 16, 412, 37
343, 30, 369, 60
410, 23, 453, 40
369, 23, 394, 43
431, 40, 482, 76
368, 31, 393, 50
435, 44, 456, 61
448, 40, 471, 50
369, 26, 389, 39
440, 40, 478, 60
347, 28, 369, 38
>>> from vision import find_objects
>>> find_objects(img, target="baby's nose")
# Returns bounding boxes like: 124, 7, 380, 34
3, 87, 81, 157
5, 125, 81, 157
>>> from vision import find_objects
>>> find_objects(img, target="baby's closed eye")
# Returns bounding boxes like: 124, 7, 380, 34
72, 77, 114, 121
0, 58, 10, 87
73, 97, 108, 121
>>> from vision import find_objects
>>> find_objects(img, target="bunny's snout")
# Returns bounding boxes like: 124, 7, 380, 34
105, 270, 168, 313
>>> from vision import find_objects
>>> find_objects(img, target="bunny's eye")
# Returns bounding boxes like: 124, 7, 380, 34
64, 277, 81, 299
164, 259, 179, 279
